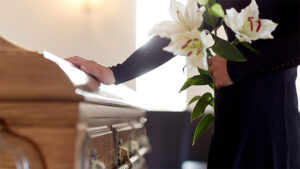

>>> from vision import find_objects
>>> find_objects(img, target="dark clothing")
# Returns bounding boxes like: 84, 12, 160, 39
208, 0, 300, 168
210, 67, 300, 168
110, 0, 300, 168
223, 0, 300, 83
110, 36, 173, 84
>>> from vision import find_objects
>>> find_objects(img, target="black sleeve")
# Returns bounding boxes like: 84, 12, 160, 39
109, 36, 175, 84
226, 0, 300, 83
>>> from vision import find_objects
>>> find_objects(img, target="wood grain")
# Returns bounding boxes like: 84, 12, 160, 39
0, 37, 82, 101
88, 126, 115, 168
0, 151, 17, 169
10, 126, 77, 169
0, 37, 149, 169
0, 102, 79, 127
0, 126, 46, 169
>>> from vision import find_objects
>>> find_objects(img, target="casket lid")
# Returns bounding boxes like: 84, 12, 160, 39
0, 37, 82, 101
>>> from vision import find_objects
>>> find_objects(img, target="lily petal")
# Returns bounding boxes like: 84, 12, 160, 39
188, 49, 208, 70
237, 19, 278, 43
170, 0, 185, 23
184, 0, 205, 30
253, 19, 278, 40
149, 21, 186, 38
224, 8, 244, 33
236, 33, 253, 43
163, 29, 209, 70
150, 0, 205, 39
242, 0, 259, 20
188, 31, 209, 70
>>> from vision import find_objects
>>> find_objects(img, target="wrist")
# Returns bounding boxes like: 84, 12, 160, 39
107, 67, 116, 85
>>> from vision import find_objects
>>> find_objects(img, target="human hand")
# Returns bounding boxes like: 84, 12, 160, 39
65, 56, 116, 85
208, 56, 234, 89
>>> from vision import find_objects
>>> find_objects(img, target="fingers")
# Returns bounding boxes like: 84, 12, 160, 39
65, 56, 96, 75
208, 56, 223, 75
77, 60, 108, 83
84, 64, 115, 85
65, 56, 116, 85
210, 70, 219, 89
65, 56, 85, 63
213, 73, 220, 89
208, 56, 233, 89
208, 66, 214, 76
80, 61, 97, 75
208, 58, 212, 66
65, 56, 88, 68
208, 57, 216, 75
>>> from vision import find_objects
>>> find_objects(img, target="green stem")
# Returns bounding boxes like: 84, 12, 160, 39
232, 39, 240, 46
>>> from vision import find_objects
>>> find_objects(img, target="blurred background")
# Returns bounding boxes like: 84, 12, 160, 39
0, 0, 299, 168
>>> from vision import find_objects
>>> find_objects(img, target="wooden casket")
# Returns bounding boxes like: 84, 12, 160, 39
0, 37, 150, 169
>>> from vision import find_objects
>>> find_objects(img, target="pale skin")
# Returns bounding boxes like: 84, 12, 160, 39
65, 56, 116, 85
65, 55, 233, 89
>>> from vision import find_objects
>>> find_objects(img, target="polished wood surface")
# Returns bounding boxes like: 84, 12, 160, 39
88, 126, 115, 169
0, 37, 82, 101
0, 37, 149, 169
10, 126, 76, 169
0, 121, 45, 169
0, 102, 79, 127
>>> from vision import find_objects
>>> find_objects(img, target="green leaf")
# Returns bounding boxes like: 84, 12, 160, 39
231, 39, 240, 46
206, 48, 213, 57
179, 75, 213, 92
197, 68, 210, 76
209, 99, 215, 108
212, 34, 247, 62
208, 82, 215, 90
193, 114, 214, 145
207, 0, 216, 7
203, 9, 219, 28
211, 3, 224, 18
241, 42, 261, 55
189, 96, 201, 105
197, 0, 208, 5
197, 68, 215, 89
191, 93, 213, 121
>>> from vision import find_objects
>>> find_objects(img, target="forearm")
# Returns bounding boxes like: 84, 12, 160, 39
110, 36, 175, 84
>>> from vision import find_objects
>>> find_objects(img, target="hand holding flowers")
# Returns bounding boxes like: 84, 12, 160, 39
150, 0, 278, 145
208, 56, 233, 89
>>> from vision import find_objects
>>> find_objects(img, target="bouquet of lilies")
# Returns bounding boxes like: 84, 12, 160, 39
149, 0, 278, 145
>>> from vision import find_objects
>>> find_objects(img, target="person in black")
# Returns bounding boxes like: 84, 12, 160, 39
66, 0, 300, 168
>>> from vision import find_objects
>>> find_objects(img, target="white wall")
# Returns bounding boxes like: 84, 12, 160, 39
0, 0, 136, 89
136, 0, 188, 111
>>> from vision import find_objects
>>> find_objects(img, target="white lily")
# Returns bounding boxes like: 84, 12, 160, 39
224, 0, 278, 43
149, 0, 206, 38
164, 29, 210, 70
